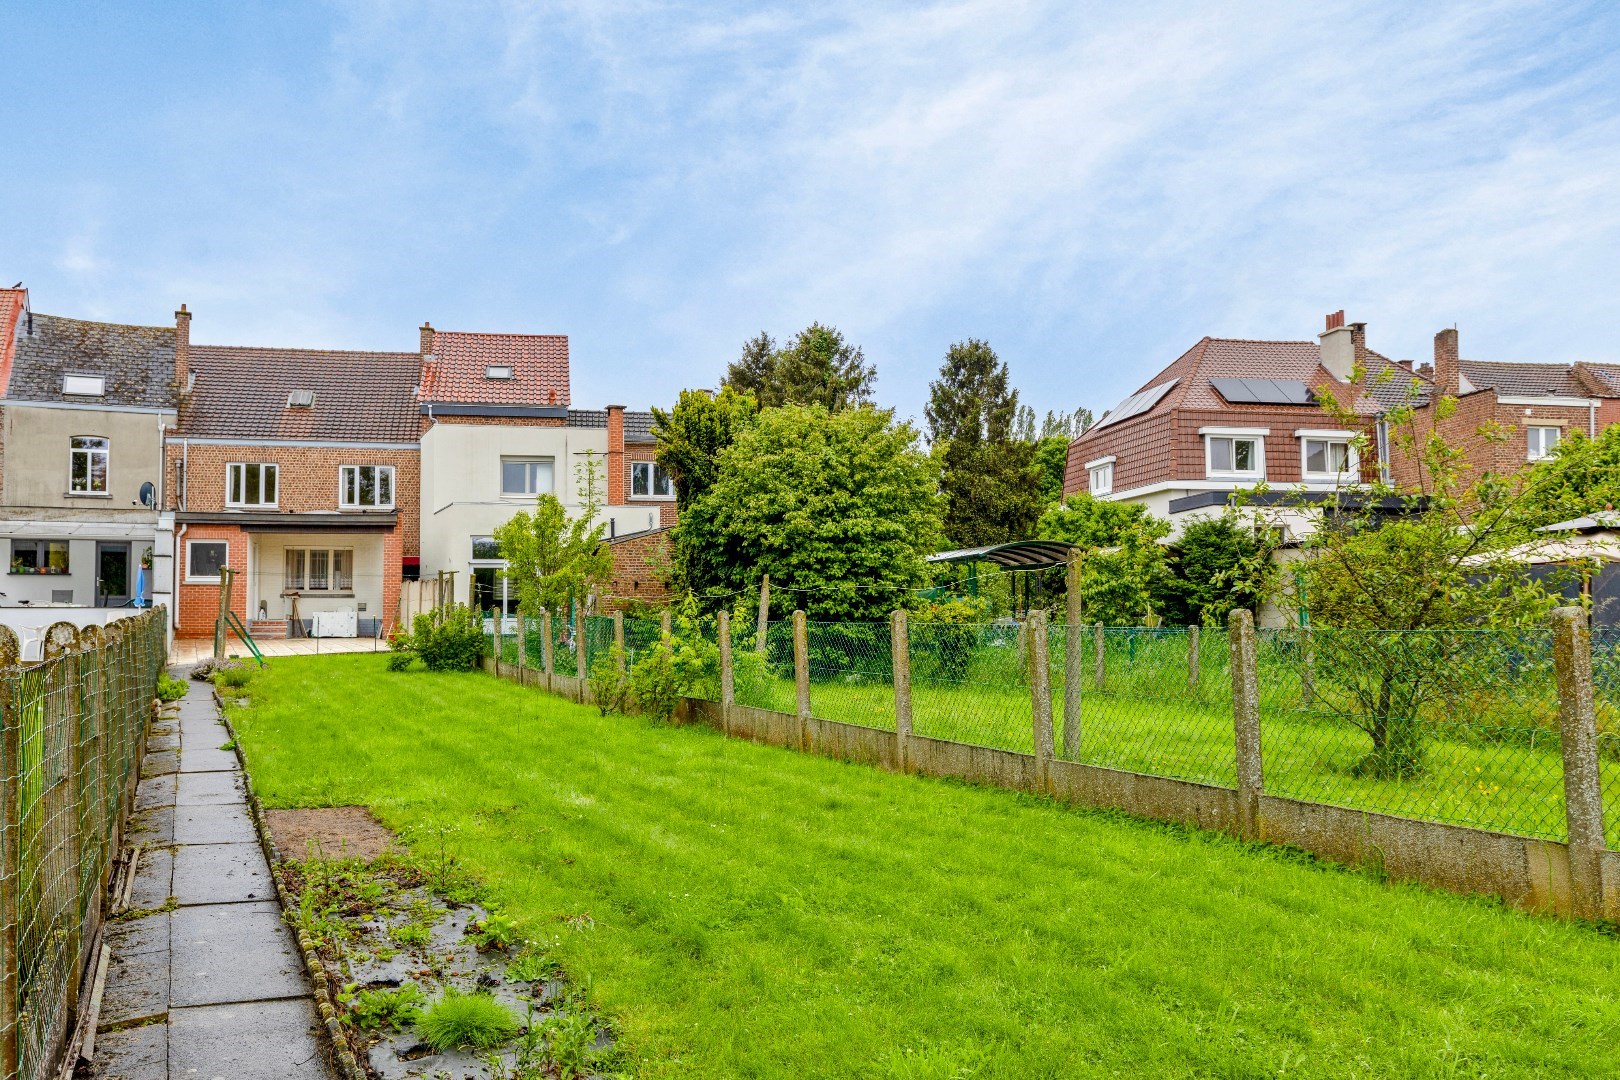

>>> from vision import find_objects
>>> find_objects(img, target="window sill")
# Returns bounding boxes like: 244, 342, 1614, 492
65, 491, 112, 499
338, 505, 395, 512
629, 495, 676, 502
282, 591, 355, 598
9, 570, 71, 576
1205, 473, 1265, 482
185, 578, 224, 585
224, 504, 279, 510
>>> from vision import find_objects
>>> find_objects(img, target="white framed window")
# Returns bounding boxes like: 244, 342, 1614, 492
226, 462, 278, 507
340, 464, 395, 509
471, 536, 503, 561
69, 436, 110, 494
10, 539, 70, 575
631, 461, 674, 498
284, 548, 354, 593
62, 374, 105, 397
186, 540, 229, 582
1085, 456, 1115, 496
501, 458, 554, 497
1201, 428, 1267, 479
1297, 430, 1359, 481
1527, 425, 1561, 461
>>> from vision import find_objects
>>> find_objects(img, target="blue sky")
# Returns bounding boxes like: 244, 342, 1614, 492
6, 1, 1620, 425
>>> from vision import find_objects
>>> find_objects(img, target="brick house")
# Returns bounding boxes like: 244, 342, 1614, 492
166, 326, 420, 639
1063, 312, 1415, 537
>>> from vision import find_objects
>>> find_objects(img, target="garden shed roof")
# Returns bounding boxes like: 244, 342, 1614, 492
927, 540, 1075, 569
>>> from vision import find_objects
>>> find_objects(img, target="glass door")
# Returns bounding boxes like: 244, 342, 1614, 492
96, 542, 131, 606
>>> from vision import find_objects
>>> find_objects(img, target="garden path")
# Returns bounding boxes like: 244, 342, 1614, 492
88, 673, 333, 1079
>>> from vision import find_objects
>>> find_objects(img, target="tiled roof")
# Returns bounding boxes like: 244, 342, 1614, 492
5, 312, 177, 409
1460, 359, 1582, 397
1574, 363, 1620, 396
418, 330, 569, 406
566, 408, 658, 442
177, 344, 420, 442
0, 288, 25, 394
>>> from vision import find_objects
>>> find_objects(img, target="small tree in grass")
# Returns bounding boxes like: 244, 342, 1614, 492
493, 455, 613, 618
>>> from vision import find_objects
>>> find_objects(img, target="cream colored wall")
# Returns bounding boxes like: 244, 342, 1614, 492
3, 404, 171, 510
247, 532, 387, 623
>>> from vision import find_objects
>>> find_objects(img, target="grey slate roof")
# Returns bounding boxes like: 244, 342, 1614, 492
6, 313, 178, 409
177, 344, 420, 442
566, 408, 657, 443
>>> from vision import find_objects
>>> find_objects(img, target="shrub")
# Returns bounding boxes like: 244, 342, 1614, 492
339, 981, 425, 1031
587, 645, 632, 715
212, 663, 253, 689
415, 988, 521, 1052
156, 673, 189, 702
910, 597, 990, 681
630, 642, 684, 723
389, 605, 488, 673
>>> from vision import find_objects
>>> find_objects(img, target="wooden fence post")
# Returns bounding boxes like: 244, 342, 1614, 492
756, 575, 771, 654
718, 610, 734, 737
1552, 606, 1605, 919
1029, 610, 1054, 791
1187, 624, 1201, 696
1063, 553, 1082, 759
892, 609, 912, 773
1229, 609, 1263, 841
792, 610, 809, 750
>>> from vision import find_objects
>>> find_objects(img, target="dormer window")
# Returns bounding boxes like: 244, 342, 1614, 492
287, 390, 315, 408
63, 374, 105, 397
486, 365, 513, 380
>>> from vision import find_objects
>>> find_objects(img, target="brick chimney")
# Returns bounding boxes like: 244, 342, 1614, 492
174, 304, 191, 394
1434, 328, 1460, 396
419, 321, 435, 357
606, 405, 626, 505
1317, 310, 1355, 382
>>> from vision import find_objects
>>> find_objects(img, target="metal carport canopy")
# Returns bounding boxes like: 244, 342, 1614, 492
926, 540, 1076, 570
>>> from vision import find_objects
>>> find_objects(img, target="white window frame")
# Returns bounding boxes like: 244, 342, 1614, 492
630, 460, 674, 499
339, 464, 395, 509
1296, 429, 1359, 482
500, 457, 555, 498
1085, 455, 1115, 496
69, 435, 110, 495
1527, 425, 1561, 461
1200, 427, 1268, 480
283, 547, 354, 593
185, 539, 229, 583
226, 462, 279, 508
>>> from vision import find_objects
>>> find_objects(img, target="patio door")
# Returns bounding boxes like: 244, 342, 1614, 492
95, 542, 131, 607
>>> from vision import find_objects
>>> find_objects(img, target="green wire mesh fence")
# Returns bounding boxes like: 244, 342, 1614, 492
807, 621, 894, 731
2, 609, 167, 1080
909, 620, 1031, 751
1594, 628, 1620, 845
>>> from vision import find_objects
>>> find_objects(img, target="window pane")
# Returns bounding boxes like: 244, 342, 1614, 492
262, 465, 276, 504
245, 464, 260, 502
47, 541, 69, 572
532, 461, 553, 493
72, 451, 89, 489
502, 461, 526, 494
341, 467, 354, 504
285, 549, 304, 589
358, 467, 375, 505
632, 463, 649, 496
229, 465, 243, 504
89, 449, 107, 492
653, 465, 673, 497
378, 468, 392, 505
1210, 438, 1231, 472
334, 550, 353, 590
1329, 442, 1349, 471
308, 550, 329, 590
189, 542, 226, 578
1305, 441, 1325, 473
1233, 439, 1255, 472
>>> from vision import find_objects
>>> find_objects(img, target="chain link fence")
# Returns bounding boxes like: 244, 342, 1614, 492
1, 609, 167, 1080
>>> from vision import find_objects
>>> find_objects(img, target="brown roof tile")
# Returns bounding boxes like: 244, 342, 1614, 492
1460, 359, 1583, 397
177, 344, 420, 442
419, 330, 569, 406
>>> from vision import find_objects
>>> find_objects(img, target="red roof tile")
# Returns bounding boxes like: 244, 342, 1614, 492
418, 330, 570, 406
0, 288, 27, 396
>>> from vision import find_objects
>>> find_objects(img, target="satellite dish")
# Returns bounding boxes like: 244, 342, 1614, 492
139, 482, 156, 509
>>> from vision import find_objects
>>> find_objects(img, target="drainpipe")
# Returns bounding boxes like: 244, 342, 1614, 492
1590, 401, 1597, 439
174, 523, 188, 633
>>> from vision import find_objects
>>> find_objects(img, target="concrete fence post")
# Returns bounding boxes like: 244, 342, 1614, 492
1063, 553, 1082, 759
541, 610, 554, 677
513, 606, 524, 674
1029, 610, 1054, 791
613, 610, 626, 671
792, 610, 810, 750
661, 609, 672, 644
718, 610, 734, 736
1229, 608, 1263, 841
1187, 624, 1201, 696
1093, 621, 1105, 690
493, 609, 503, 676
756, 574, 771, 654
1552, 606, 1606, 920
892, 609, 912, 773
574, 596, 587, 687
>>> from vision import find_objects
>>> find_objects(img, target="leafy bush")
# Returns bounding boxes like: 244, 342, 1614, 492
339, 981, 425, 1031
389, 605, 488, 673
416, 988, 521, 1052
212, 663, 253, 689
156, 673, 189, 702
628, 597, 717, 722
630, 642, 684, 723
910, 597, 990, 681
468, 911, 520, 951
587, 645, 632, 715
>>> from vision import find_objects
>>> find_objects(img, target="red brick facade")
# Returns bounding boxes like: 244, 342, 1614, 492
603, 527, 673, 610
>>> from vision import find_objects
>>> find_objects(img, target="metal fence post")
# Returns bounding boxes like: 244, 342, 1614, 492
792, 610, 809, 750
718, 611, 734, 737
1187, 624, 1201, 696
1552, 606, 1605, 919
1093, 621, 1105, 690
892, 610, 912, 773
1029, 610, 1054, 791
612, 610, 626, 671
1229, 609, 1263, 841
1062, 554, 1082, 760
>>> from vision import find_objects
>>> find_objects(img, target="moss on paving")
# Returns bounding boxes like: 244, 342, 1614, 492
229, 655, 1620, 1079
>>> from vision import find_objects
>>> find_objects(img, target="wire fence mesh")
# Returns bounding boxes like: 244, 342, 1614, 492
1594, 627, 1620, 845
908, 620, 1031, 751
2, 609, 167, 1080
807, 622, 894, 731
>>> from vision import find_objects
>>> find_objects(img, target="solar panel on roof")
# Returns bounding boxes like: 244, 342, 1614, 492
1091, 379, 1177, 432
1210, 378, 1313, 405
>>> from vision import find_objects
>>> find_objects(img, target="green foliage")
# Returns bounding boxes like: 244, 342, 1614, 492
1160, 515, 1275, 625
505, 947, 558, 984
629, 642, 686, 724
415, 988, 521, 1052
156, 672, 190, 702
338, 981, 425, 1031
493, 472, 612, 618
628, 597, 718, 722
587, 644, 632, 715
1032, 434, 1070, 505
722, 324, 876, 411
212, 663, 253, 689
469, 911, 520, 951
651, 385, 759, 511
1037, 494, 1171, 624
909, 597, 991, 680
390, 921, 431, 948
675, 404, 943, 620
1515, 424, 1620, 528
393, 605, 488, 672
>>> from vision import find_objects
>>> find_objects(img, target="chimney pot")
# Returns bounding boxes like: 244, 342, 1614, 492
1325, 310, 1345, 331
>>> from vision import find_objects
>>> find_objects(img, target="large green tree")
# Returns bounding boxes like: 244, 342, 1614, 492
651, 385, 758, 511
1036, 494, 1171, 624
1514, 424, 1620, 528
927, 340, 1044, 547
674, 405, 942, 621
722, 323, 876, 411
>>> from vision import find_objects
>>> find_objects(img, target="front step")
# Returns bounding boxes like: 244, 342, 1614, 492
247, 620, 288, 639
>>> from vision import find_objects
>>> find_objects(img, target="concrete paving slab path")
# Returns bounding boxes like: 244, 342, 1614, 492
89, 673, 335, 1078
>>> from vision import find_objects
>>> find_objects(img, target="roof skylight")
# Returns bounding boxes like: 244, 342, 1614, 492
62, 374, 105, 397
287, 390, 315, 408
485, 365, 514, 380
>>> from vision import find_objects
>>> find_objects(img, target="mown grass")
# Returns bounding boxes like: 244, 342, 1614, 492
229, 654, 1620, 1079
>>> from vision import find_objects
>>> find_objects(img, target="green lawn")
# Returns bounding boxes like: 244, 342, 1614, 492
229, 655, 1620, 1079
